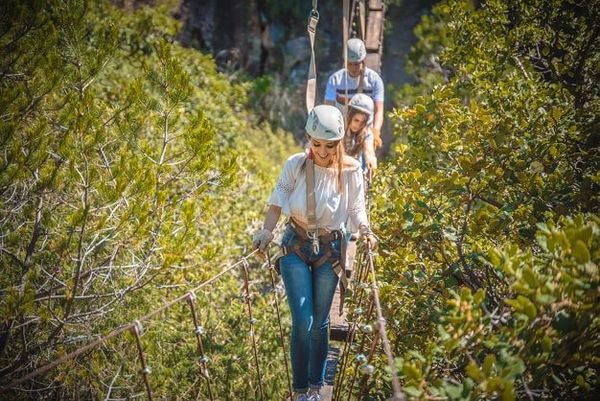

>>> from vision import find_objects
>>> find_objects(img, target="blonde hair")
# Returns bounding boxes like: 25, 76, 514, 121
345, 108, 382, 156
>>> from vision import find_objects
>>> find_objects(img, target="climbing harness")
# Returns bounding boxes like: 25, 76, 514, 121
273, 151, 350, 316
306, 154, 319, 254
276, 219, 349, 317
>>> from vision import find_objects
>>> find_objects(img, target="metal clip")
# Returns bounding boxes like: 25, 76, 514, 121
308, 230, 320, 255
307, 10, 320, 33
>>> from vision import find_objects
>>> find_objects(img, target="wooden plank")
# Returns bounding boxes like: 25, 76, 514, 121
365, 10, 383, 51
368, 0, 384, 11
329, 239, 358, 341
365, 52, 381, 74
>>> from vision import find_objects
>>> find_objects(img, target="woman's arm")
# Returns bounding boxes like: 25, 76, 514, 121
363, 138, 377, 170
263, 205, 282, 231
348, 168, 378, 250
253, 205, 281, 252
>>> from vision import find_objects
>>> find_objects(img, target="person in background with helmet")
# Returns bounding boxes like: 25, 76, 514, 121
324, 38, 384, 144
345, 93, 380, 171
252, 105, 377, 401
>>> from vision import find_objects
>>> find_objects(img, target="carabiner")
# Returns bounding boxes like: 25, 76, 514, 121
308, 230, 320, 255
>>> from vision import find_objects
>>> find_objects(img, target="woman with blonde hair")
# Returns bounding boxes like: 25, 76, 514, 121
252, 105, 377, 401
344, 93, 380, 172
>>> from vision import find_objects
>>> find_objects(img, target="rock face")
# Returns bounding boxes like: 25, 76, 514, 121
178, 0, 263, 75
177, 1, 345, 87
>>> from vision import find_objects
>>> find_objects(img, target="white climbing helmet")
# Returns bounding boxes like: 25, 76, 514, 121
347, 38, 367, 63
348, 93, 374, 125
305, 105, 345, 141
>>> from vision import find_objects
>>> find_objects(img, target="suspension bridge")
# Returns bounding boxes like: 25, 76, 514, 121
0, 1, 403, 400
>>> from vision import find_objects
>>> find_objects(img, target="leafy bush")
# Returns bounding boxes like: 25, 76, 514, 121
0, 0, 295, 399
365, 0, 599, 399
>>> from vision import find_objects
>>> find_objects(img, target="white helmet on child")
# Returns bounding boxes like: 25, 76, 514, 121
347, 38, 367, 63
305, 105, 345, 141
348, 94, 374, 125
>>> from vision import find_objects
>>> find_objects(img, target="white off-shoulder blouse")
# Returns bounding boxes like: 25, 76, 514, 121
268, 153, 369, 232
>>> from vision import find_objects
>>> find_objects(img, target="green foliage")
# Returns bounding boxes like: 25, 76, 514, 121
0, 0, 295, 399
366, 0, 599, 399
388, 216, 599, 400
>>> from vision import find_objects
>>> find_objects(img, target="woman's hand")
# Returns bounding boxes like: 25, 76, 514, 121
365, 155, 377, 171
252, 229, 274, 252
252, 205, 281, 259
365, 233, 378, 251
360, 225, 378, 251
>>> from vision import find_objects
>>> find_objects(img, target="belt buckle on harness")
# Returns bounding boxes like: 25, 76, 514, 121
307, 230, 320, 255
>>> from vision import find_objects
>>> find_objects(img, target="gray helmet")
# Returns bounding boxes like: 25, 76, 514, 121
305, 105, 345, 141
348, 94, 374, 125
348, 38, 367, 63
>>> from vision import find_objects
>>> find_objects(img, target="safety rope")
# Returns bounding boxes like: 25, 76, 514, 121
343, 0, 350, 111
306, 1, 319, 112
267, 251, 293, 398
241, 257, 265, 399
131, 320, 153, 400
332, 153, 405, 400
363, 243, 406, 400
187, 291, 214, 401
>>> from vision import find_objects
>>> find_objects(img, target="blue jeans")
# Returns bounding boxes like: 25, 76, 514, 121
279, 226, 341, 392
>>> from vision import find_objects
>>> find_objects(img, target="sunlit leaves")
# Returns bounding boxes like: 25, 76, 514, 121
373, 0, 599, 399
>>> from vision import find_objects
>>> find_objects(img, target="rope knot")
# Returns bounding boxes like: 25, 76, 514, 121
132, 319, 143, 335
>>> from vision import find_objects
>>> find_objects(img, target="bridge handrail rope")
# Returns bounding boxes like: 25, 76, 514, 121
241, 257, 265, 399
132, 320, 153, 400
335, 240, 375, 400
349, 1, 366, 42
363, 242, 405, 401
335, 240, 405, 400
187, 291, 215, 401
333, 250, 371, 400
333, 160, 405, 400
267, 251, 293, 397
0, 248, 284, 397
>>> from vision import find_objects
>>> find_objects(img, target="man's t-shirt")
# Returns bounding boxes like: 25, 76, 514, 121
324, 67, 384, 109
